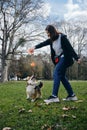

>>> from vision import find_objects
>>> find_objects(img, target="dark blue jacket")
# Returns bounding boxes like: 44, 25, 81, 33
35, 34, 79, 67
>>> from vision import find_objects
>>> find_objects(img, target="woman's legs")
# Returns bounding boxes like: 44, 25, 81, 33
44, 59, 62, 103
52, 57, 65, 96
44, 57, 77, 103
52, 57, 74, 97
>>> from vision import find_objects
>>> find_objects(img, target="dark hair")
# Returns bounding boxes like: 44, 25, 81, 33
45, 25, 59, 41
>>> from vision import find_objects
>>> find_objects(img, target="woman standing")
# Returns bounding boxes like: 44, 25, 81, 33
28, 25, 81, 103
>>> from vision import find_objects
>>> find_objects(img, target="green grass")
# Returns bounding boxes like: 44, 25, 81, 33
0, 80, 87, 130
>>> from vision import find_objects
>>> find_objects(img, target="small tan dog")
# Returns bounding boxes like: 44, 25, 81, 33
26, 75, 43, 102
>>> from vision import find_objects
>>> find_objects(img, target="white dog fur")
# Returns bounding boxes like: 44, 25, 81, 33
26, 75, 43, 102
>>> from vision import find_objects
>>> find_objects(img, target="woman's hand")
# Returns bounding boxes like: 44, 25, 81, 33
77, 58, 81, 64
27, 47, 35, 54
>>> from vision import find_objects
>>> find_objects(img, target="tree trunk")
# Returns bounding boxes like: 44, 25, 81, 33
1, 65, 8, 82
1, 59, 10, 82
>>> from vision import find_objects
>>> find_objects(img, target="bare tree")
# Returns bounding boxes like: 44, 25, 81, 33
0, 0, 45, 82
55, 21, 87, 55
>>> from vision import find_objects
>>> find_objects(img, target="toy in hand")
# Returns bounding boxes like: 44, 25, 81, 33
27, 48, 34, 54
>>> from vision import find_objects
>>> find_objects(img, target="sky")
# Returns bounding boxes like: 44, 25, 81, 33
44, 0, 87, 21
0, 0, 87, 54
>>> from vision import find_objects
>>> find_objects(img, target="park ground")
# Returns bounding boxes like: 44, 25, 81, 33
0, 80, 87, 130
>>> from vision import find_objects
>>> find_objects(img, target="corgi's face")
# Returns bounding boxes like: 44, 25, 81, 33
27, 75, 36, 85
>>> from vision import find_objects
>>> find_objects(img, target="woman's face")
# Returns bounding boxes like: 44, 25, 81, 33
46, 30, 51, 38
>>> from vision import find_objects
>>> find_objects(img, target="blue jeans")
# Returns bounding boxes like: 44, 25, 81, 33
52, 57, 74, 97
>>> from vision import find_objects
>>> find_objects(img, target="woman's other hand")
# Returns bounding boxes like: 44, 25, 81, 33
77, 58, 81, 64
27, 47, 35, 54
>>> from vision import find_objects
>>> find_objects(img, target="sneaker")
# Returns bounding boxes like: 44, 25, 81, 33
44, 95, 60, 103
63, 95, 78, 101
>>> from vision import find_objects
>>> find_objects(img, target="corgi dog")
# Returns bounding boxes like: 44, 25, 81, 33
26, 75, 43, 102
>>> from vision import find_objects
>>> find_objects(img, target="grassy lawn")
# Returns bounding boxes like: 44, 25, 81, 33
0, 80, 87, 130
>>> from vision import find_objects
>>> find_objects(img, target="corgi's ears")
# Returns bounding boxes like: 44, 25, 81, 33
26, 76, 30, 80
31, 74, 36, 80
31, 75, 34, 79
26, 74, 37, 80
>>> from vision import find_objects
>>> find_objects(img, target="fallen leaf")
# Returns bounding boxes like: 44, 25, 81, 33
72, 115, 76, 119
47, 127, 52, 130
76, 100, 83, 103
28, 109, 32, 113
19, 108, 25, 113
41, 124, 48, 129
2, 127, 11, 130
44, 102, 50, 105
62, 106, 77, 111
34, 103, 43, 107
62, 114, 69, 118
62, 106, 70, 111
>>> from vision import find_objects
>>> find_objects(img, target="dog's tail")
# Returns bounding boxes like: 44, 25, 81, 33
39, 82, 43, 88
34, 82, 43, 90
